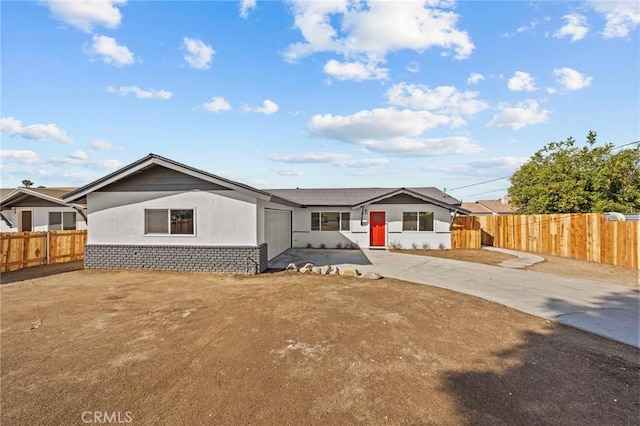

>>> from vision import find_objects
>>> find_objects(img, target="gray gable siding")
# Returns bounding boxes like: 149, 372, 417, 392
97, 165, 230, 192
374, 193, 433, 205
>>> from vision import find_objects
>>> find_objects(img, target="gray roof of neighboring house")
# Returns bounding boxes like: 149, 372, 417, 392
461, 198, 517, 215
1, 187, 84, 209
266, 187, 463, 209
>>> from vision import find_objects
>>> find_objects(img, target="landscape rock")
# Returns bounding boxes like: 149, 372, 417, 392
339, 267, 359, 278
285, 263, 298, 272
328, 266, 339, 275
311, 266, 322, 274
358, 272, 382, 280
299, 263, 314, 274
320, 265, 331, 275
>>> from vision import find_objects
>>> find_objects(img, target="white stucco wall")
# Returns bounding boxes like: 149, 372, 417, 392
292, 204, 453, 249
0, 207, 87, 232
87, 190, 258, 245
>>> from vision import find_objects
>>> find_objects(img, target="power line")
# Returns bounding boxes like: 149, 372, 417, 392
612, 140, 639, 151
468, 187, 510, 197
445, 176, 511, 192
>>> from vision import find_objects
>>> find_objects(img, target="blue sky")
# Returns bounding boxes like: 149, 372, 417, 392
1, 0, 638, 201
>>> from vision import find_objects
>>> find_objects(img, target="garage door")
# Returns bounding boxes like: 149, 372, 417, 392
265, 209, 292, 260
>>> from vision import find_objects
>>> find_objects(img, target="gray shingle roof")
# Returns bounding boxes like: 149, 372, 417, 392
266, 187, 462, 208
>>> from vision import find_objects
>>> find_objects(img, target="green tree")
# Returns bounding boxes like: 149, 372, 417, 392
21, 179, 34, 188
509, 131, 640, 214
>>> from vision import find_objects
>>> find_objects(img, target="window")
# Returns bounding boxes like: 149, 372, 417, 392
311, 212, 350, 231
145, 209, 194, 235
403, 211, 434, 232
49, 211, 76, 231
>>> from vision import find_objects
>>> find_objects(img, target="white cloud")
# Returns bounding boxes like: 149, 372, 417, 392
406, 61, 420, 73
306, 107, 481, 157
323, 59, 389, 81
183, 37, 215, 70
487, 99, 550, 130
268, 152, 388, 168
0, 150, 40, 165
49, 152, 124, 170
420, 156, 527, 177
546, 87, 558, 95
308, 108, 458, 142
467, 72, 484, 85
69, 150, 89, 160
244, 99, 279, 115
0, 117, 73, 144
553, 67, 594, 90
91, 139, 118, 151
554, 14, 589, 42
275, 166, 304, 176
203, 97, 232, 113
106, 86, 172, 100
386, 83, 488, 116
240, 0, 257, 19
343, 158, 389, 168
84, 35, 135, 66
467, 156, 528, 170
589, 0, 640, 38
284, 0, 474, 74
502, 19, 538, 37
43, 0, 126, 32
508, 71, 537, 92
268, 152, 350, 164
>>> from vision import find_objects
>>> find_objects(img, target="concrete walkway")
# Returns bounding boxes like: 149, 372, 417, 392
483, 246, 545, 268
270, 249, 639, 348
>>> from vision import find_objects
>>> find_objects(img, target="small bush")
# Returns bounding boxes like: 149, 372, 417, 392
389, 240, 403, 250
320, 243, 326, 249
411, 242, 418, 250
306, 243, 313, 248
422, 242, 430, 250
438, 243, 446, 250
336, 242, 343, 249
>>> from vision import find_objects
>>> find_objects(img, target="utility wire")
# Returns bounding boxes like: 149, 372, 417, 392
445, 139, 638, 194
445, 176, 510, 192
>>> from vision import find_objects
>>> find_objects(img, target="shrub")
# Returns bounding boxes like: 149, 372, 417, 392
438, 243, 446, 250
336, 242, 343, 249
422, 242, 430, 250
320, 243, 326, 249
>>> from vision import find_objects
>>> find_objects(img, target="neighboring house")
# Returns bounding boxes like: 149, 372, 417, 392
0, 187, 87, 232
62, 154, 467, 274
460, 196, 517, 216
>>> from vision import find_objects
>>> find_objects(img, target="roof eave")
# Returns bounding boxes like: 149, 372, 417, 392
352, 187, 462, 211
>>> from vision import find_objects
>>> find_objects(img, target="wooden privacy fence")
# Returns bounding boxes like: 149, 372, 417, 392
1, 230, 88, 272
451, 214, 639, 269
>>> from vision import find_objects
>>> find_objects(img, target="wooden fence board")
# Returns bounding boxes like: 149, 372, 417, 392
1, 230, 87, 272
452, 214, 638, 269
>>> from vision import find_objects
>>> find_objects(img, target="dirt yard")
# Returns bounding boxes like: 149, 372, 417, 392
1, 269, 638, 425
395, 249, 638, 287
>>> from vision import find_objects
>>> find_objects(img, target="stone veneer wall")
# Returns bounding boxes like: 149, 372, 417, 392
84, 244, 268, 274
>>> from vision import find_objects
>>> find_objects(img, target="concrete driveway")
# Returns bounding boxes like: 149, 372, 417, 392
270, 249, 639, 348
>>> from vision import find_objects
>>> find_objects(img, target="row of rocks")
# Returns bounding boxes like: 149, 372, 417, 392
285, 263, 382, 280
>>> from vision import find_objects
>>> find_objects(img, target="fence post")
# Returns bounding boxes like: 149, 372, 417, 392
46, 231, 50, 265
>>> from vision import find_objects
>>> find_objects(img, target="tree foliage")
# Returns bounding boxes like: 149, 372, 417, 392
21, 179, 33, 188
509, 132, 640, 214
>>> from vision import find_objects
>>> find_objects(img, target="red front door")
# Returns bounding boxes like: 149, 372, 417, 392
370, 211, 386, 247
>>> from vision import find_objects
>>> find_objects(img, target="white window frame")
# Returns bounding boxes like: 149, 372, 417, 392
48, 211, 77, 231
402, 211, 434, 232
311, 211, 350, 232
144, 208, 196, 236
